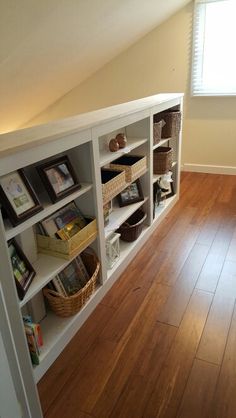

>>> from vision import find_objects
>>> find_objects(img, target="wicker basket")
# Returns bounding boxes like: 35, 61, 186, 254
101, 168, 126, 205
153, 119, 165, 145
153, 147, 173, 175
161, 111, 181, 138
117, 209, 147, 242
110, 155, 147, 183
36, 218, 97, 260
43, 248, 100, 317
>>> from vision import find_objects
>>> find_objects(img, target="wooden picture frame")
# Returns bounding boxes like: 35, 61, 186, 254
8, 239, 36, 300
37, 156, 81, 203
0, 169, 42, 226
118, 179, 144, 207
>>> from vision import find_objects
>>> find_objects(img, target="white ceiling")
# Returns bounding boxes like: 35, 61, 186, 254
0, 0, 190, 133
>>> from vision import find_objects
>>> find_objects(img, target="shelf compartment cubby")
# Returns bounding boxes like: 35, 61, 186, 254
99, 137, 148, 167
105, 197, 148, 239
4, 183, 93, 241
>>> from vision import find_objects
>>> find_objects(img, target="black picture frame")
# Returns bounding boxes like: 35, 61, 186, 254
118, 179, 144, 207
8, 239, 36, 301
0, 169, 42, 226
37, 156, 81, 203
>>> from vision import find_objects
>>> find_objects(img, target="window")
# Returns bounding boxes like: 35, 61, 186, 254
192, 0, 236, 96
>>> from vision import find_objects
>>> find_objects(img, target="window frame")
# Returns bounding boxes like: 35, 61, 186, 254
191, 0, 236, 97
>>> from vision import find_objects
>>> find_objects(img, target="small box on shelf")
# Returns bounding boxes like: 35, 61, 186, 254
36, 218, 97, 260
101, 168, 126, 205
110, 155, 147, 183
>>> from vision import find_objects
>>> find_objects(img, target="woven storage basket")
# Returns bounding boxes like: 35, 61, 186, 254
153, 147, 173, 175
153, 119, 166, 145
161, 111, 181, 138
110, 155, 147, 183
101, 168, 126, 205
43, 248, 100, 317
117, 209, 147, 242
36, 218, 97, 260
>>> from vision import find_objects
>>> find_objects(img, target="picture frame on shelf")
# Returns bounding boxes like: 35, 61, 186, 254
0, 170, 42, 226
160, 180, 174, 200
8, 239, 36, 301
118, 179, 144, 207
37, 156, 81, 203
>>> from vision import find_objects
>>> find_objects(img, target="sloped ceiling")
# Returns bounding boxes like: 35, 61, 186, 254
0, 0, 191, 133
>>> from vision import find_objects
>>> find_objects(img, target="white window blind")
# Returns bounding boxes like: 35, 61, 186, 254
192, 0, 236, 96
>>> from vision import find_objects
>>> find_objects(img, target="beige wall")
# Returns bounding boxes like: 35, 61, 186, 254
29, 2, 236, 169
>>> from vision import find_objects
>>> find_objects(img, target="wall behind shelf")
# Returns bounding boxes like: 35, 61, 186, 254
26, 1, 236, 172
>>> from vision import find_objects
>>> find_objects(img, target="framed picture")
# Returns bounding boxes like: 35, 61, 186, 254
37, 156, 81, 203
161, 181, 174, 199
118, 179, 144, 207
0, 170, 42, 226
8, 239, 36, 301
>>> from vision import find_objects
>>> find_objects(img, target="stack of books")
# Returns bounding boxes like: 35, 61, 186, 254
36, 202, 87, 240
23, 316, 43, 365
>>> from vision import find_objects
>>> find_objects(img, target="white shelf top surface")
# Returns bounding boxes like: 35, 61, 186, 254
99, 137, 147, 167
153, 137, 171, 150
5, 182, 92, 240
0, 93, 183, 158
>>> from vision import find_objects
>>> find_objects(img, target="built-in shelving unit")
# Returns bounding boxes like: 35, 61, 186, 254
0, 93, 183, 417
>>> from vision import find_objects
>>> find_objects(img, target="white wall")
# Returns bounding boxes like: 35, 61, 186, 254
28, 2, 236, 171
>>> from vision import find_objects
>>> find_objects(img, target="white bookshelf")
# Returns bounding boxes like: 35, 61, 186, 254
0, 93, 183, 417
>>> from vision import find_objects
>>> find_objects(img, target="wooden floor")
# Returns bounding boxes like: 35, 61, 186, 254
38, 172, 236, 418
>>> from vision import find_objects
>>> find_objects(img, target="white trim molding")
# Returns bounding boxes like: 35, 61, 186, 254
182, 163, 236, 175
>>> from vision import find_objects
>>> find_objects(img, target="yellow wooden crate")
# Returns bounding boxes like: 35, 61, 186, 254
36, 218, 97, 260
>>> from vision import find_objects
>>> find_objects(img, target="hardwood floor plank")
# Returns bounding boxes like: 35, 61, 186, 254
38, 303, 115, 415
196, 291, 235, 365
91, 284, 172, 418
158, 244, 209, 326
195, 253, 224, 293
226, 238, 236, 262
216, 260, 236, 298
211, 304, 236, 418
177, 359, 219, 418
109, 323, 177, 418
144, 289, 213, 418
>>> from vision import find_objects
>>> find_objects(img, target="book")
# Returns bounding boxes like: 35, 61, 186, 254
57, 256, 90, 296
23, 316, 43, 365
41, 215, 58, 237
52, 276, 68, 297
38, 202, 87, 238
54, 202, 87, 230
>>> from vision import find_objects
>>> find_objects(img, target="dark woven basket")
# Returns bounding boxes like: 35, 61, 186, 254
153, 147, 173, 174
153, 120, 163, 145
161, 111, 181, 138
118, 209, 147, 242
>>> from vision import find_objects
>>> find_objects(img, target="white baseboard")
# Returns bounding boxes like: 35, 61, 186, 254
182, 163, 236, 175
